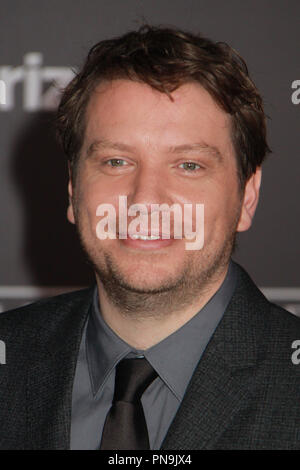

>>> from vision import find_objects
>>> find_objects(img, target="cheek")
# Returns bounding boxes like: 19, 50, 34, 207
76, 182, 127, 241
78, 178, 120, 214
201, 185, 240, 233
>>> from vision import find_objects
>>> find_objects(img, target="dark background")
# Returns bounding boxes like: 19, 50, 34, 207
0, 0, 299, 313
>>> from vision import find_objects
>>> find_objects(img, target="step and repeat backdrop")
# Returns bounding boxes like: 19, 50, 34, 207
0, 0, 299, 314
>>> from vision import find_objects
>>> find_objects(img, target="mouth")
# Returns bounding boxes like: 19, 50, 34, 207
118, 232, 174, 240
117, 232, 177, 250
130, 234, 162, 240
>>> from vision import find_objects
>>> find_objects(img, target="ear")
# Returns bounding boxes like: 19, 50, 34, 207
237, 167, 262, 232
67, 162, 75, 225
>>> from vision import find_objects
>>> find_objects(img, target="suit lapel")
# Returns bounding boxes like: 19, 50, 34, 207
26, 288, 93, 449
161, 349, 253, 449
161, 264, 269, 449
27, 347, 77, 449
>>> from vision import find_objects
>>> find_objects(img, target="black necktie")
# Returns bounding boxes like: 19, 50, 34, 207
100, 357, 158, 450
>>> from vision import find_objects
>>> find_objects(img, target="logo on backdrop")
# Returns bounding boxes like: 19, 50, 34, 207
0, 53, 75, 111
291, 80, 300, 105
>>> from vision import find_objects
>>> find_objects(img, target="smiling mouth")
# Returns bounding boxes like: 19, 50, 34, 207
118, 233, 174, 240
130, 234, 161, 240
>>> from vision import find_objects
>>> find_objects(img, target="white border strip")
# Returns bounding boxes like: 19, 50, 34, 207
260, 288, 300, 302
0, 286, 83, 298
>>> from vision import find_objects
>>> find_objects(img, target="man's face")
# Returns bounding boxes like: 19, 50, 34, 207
68, 79, 260, 296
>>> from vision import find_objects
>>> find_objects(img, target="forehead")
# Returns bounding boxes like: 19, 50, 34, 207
83, 79, 234, 157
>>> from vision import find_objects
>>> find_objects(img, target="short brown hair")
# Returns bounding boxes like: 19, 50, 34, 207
56, 24, 270, 188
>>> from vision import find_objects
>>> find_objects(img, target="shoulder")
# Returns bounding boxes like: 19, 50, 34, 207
267, 301, 300, 334
233, 261, 300, 333
0, 286, 94, 323
0, 286, 95, 358
260, 301, 300, 371
230, 262, 300, 372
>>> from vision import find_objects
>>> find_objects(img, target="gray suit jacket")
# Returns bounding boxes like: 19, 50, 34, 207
0, 263, 300, 449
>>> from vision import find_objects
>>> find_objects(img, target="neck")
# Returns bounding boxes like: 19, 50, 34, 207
95, 267, 228, 350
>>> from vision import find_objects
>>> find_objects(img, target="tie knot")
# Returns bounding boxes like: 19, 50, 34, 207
113, 357, 157, 403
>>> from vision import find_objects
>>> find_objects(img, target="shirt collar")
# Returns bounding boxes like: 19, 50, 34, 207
86, 260, 237, 400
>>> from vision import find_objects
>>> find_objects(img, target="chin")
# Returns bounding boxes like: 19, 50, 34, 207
120, 266, 177, 291
125, 276, 171, 292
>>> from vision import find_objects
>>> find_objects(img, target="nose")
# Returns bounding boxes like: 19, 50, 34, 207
120, 161, 182, 238
127, 163, 172, 210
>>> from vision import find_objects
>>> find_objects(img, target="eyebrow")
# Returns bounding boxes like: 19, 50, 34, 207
86, 139, 223, 162
167, 143, 223, 162
86, 139, 134, 157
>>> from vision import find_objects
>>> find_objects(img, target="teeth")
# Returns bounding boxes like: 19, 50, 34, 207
130, 234, 161, 240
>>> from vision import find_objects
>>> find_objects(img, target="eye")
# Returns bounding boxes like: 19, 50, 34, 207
105, 158, 128, 167
179, 162, 202, 171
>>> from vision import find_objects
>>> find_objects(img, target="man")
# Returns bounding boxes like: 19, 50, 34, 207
0, 25, 299, 450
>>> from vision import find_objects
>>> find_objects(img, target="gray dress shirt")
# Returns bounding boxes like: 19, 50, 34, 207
70, 260, 237, 450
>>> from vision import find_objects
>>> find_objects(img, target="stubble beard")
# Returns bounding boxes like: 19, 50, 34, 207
75, 220, 238, 320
